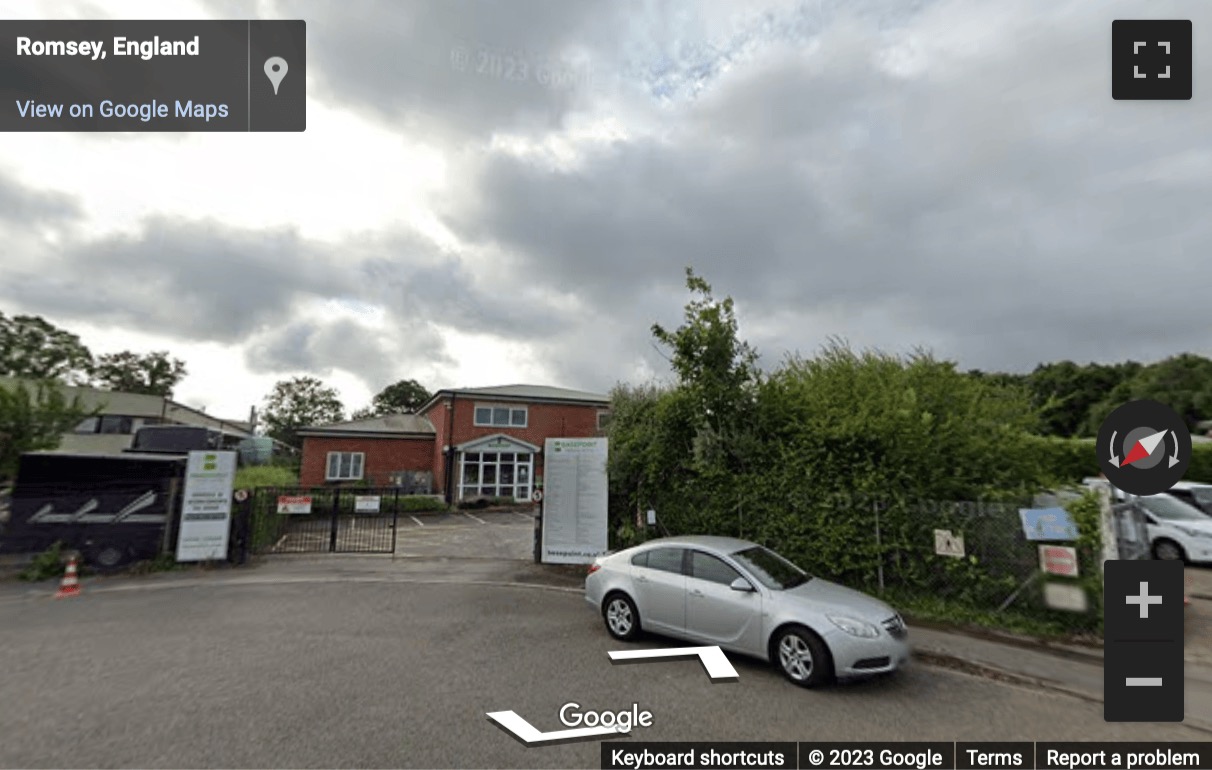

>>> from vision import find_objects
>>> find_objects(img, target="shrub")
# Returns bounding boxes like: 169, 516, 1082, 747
18, 541, 65, 581
235, 465, 298, 489
394, 496, 448, 513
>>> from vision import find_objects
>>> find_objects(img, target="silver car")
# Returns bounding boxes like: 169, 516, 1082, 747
585, 535, 910, 688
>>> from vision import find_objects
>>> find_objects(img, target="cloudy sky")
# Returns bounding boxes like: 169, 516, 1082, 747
2, 0, 1210, 421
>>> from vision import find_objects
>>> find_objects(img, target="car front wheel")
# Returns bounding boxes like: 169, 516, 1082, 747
603, 593, 641, 641
1153, 539, 1186, 562
773, 626, 833, 688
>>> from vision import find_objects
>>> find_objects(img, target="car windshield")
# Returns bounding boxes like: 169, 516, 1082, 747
1143, 495, 1211, 522
730, 546, 811, 590
1191, 488, 1212, 507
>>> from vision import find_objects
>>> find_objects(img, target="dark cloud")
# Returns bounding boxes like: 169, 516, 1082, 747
1, 218, 353, 341
0, 170, 82, 226
434, 0, 1212, 376
243, 316, 451, 393
236, 0, 629, 140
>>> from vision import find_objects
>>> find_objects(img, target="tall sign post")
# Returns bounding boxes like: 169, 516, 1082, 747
539, 438, 608, 564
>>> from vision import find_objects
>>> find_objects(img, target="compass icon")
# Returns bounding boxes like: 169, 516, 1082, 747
1097, 399, 1191, 496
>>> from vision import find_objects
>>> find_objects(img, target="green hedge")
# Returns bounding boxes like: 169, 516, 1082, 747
1031, 435, 1212, 486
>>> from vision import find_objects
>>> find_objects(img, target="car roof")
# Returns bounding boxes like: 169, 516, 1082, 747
1170, 480, 1212, 490
633, 535, 758, 553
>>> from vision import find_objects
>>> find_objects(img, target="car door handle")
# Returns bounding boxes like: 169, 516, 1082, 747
636, 574, 649, 582
689, 588, 704, 597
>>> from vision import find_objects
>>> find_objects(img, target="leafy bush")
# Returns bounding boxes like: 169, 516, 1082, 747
234, 465, 298, 489
1028, 436, 1212, 485
456, 496, 519, 509
395, 496, 448, 513
18, 541, 65, 581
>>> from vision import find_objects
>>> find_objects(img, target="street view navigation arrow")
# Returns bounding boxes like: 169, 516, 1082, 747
608, 645, 739, 681
486, 710, 625, 745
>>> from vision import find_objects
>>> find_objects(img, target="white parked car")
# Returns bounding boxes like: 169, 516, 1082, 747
1167, 481, 1212, 516
1135, 493, 1212, 564
584, 535, 910, 688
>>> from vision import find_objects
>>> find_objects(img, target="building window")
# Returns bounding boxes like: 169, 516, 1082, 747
460, 451, 533, 500
597, 410, 611, 431
473, 405, 528, 428
326, 452, 365, 481
73, 417, 100, 434
99, 415, 134, 435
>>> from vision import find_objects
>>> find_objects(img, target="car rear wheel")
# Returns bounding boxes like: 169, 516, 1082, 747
603, 593, 641, 641
1153, 539, 1186, 562
773, 625, 833, 688
87, 543, 130, 570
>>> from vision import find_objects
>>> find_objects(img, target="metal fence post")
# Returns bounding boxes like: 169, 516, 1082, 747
1096, 482, 1119, 575
329, 488, 341, 552
391, 488, 400, 555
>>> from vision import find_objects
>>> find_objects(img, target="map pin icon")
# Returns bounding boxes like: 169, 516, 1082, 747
264, 57, 288, 95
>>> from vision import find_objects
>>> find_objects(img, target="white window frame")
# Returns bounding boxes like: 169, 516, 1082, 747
473, 404, 528, 428
597, 410, 611, 431
459, 450, 534, 501
325, 451, 365, 481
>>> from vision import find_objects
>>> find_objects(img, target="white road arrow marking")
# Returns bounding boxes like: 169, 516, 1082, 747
486, 710, 625, 745
608, 645, 739, 680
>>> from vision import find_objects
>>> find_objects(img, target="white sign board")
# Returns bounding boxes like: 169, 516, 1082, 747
354, 495, 381, 513
541, 438, 609, 564
277, 496, 312, 514
1043, 582, 1089, 612
176, 451, 237, 562
934, 529, 965, 558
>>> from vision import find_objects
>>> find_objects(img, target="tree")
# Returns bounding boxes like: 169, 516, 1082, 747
651, 268, 760, 438
0, 379, 97, 481
355, 378, 431, 417
0, 312, 94, 384
91, 350, 187, 397
1086, 354, 1212, 434
261, 376, 345, 449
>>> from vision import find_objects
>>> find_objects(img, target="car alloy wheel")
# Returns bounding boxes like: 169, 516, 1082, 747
604, 594, 639, 641
1154, 540, 1185, 561
773, 626, 831, 688
779, 633, 814, 681
91, 545, 126, 570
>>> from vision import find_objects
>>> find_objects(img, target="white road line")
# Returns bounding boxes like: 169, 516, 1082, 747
513, 512, 533, 521
410, 516, 424, 527
463, 512, 487, 525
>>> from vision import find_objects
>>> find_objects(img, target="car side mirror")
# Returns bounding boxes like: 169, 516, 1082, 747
730, 577, 754, 592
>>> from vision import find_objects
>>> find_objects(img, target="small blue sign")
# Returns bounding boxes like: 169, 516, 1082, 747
1019, 507, 1080, 541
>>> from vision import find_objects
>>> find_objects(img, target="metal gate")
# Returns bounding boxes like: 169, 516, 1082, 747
242, 487, 402, 555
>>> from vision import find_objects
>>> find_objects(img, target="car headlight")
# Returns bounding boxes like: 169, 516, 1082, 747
827, 615, 880, 639
1176, 526, 1212, 540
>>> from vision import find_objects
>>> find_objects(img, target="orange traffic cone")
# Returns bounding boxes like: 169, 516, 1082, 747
54, 555, 80, 599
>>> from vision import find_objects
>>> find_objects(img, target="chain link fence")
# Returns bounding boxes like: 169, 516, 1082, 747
638, 488, 1156, 635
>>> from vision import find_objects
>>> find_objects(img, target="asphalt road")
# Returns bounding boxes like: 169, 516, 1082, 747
2, 566, 1205, 769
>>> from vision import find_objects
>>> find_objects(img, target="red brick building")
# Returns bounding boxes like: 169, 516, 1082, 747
297, 385, 610, 502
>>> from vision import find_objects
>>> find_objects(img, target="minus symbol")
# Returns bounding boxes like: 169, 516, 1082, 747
1126, 677, 1163, 686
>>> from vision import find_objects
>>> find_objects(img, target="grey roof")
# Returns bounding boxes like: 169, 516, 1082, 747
298, 413, 436, 436
430, 384, 610, 405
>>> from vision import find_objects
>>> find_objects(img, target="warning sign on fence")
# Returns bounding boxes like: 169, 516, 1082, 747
277, 495, 312, 514
1039, 545, 1079, 577
933, 529, 965, 558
